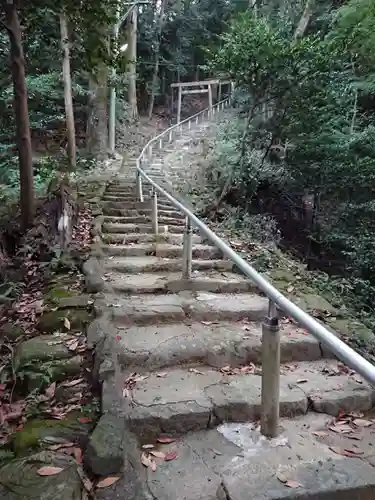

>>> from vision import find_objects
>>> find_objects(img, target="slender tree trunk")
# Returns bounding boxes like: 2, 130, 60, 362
86, 67, 108, 160
3, 0, 35, 229
148, 0, 167, 119
294, 0, 314, 39
127, 5, 138, 120
60, 12, 76, 169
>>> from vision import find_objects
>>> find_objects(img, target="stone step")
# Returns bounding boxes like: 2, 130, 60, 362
105, 271, 256, 296
103, 208, 183, 218
102, 222, 185, 234
101, 243, 220, 259
123, 414, 375, 500
101, 233, 201, 245
112, 319, 328, 370
103, 201, 175, 211
96, 291, 268, 326
119, 359, 374, 441
104, 256, 234, 274
103, 215, 185, 226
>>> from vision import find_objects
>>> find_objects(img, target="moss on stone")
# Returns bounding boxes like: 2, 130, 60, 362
25, 356, 83, 392
14, 335, 72, 370
12, 415, 94, 455
37, 308, 92, 333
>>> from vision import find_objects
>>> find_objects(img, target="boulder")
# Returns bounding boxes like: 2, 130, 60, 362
84, 413, 125, 476
37, 309, 92, 333
0, 451, 82, 500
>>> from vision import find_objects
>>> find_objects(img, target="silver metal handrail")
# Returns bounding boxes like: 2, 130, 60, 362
135, 99, 375, 438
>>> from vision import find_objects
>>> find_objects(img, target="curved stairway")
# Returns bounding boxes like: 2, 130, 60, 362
89, 116, 375, 500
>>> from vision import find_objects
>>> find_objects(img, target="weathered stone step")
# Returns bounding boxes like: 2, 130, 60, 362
113, 319, 328, 370
97, 291, 268, 326
103, 201, 175, 211
106, 270, 256, 295
121, 359, 374, 440
103, 208, 183, 219
101, 243, 220, 259
129, 414, 375, 500
102, 222, 185, 234
101, 232, 201, 245
102, 215, 185, 226
104, 256, 233, 274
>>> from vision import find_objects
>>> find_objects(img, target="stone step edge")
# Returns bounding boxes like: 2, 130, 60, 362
111, 360, 374, 441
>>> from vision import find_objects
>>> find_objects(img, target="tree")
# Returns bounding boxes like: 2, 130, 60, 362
60, 11, 76, 168
127, 4, 138, 120
1, 0, 35, 229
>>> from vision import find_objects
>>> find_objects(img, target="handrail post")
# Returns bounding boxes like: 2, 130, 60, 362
152, 191, 158, 235
261, 300, 280, 438
136, 171, 144, 203
182, 217, 192, 279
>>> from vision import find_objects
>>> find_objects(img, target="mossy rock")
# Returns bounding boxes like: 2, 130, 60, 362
14, 335, 72, 370
12, 414, 94, 455
326, 318, 374, 344
294, 293, 340, 317
37, 308, 92, 333
24, 356, 84, 392
0, 451, 81, 499
0, 323, 24, 341
44, 287, 77, 306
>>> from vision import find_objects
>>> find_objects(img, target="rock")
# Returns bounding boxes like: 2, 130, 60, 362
0, 323, 24, 341
295, 293, 339, 317
84, 413, 125, 476
25, 356, 83, 392
83, 257, 104, 293
37, 309, 92, 333
12, 415, 95, 454
44, 287, 77, 307
14, 335, 72, 370
0, 451, 81, 500
55, 295, 93, 309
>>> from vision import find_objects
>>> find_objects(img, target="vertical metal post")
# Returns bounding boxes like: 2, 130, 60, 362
169, 131, 172, 142
152, 191, 158, 235
149, 145, 153, 160
136, 171, 144, 203
188, 120, 191, 130
159, 138, 162, 149
260, 300, 280, 438
182, 217, 192, 279
177, 86, 182, 124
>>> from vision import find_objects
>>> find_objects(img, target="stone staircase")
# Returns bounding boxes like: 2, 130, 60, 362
87, 119, 375, 500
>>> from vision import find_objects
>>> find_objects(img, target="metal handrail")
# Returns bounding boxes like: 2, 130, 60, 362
135, 98, 375, 435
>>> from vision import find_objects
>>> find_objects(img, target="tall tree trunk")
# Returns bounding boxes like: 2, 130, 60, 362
60, 12, 76, 169
294, 0, 314, 39
127, 5, 138, 120
86, 67, 108, 160
2, 0, 35, 229
148, 0, 167, 119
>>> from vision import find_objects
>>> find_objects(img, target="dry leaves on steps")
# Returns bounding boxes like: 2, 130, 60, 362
329, 446, 364, 457
157, 436, 176, 444
96, 476, 121, 488
276, 472, 302, 489
37, 466, 64, 476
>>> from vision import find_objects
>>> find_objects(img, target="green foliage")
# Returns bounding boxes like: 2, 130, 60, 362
208, 3, 375, 324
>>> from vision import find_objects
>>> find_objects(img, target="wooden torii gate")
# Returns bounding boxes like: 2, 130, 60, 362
170, 79, 233, 124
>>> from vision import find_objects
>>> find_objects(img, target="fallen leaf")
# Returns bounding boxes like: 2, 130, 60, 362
150, 450, 166, 459
77, 466, 93, 492
60, 378, 84, 388
37, 466, 64, 476
116, 335, 121, 340
67, 339, 79, 352
74, 447, 83, 464
329, 446, 364, 457
48, 441, 75, 451
287, 285, 294, 293
353, 418, 373, 428
141, 452, 152, 467
285, 480, 302, 489
156, 372, 168, 378
189, 368, 205, 375
64, 317, 71, 330
164, 451, 178, 461
142, 444, 154, 450
296, 379, 308, 384
328, 424, 353, 434
150, 460, 157, 472
45, 382, 56, 399
77, 417, 92, 424
133, 375, 148, 382
312, 431, 328, 438
276, 472, 288, 483
201, 321, 213, 326
157, 436, 176, 444
96, 476, 121, 488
